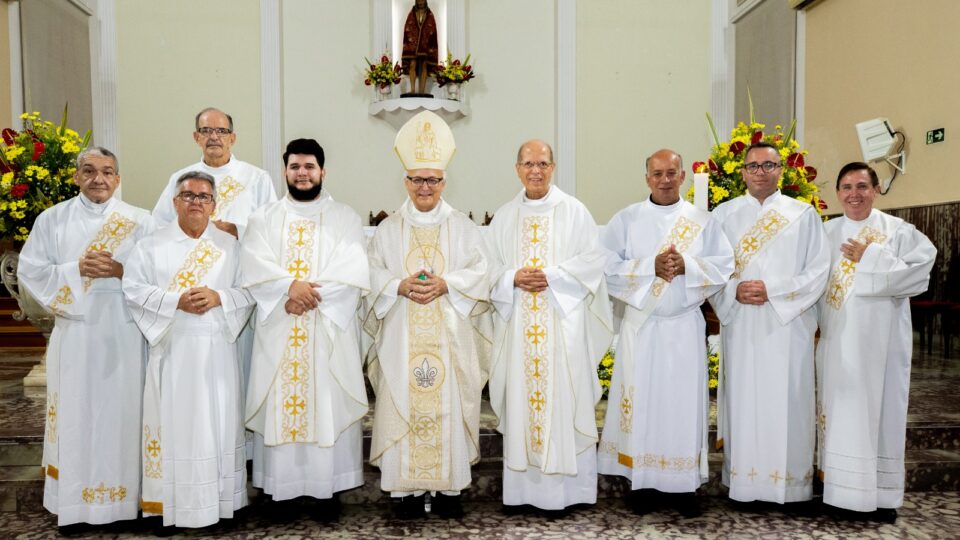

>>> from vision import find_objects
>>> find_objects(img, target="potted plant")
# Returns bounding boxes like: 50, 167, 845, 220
364, 54, 402, 100
434, 53, 475, 101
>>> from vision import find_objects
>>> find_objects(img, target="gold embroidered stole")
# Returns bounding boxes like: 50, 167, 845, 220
167, 240, 223, 292
210, 176, 245, 219
731, 201, 804, 279
276, 219, 318, 443
520, 215, 551, 458
403, 225, 449, 484
83, 211, 138, 291
825, 225, 888, 310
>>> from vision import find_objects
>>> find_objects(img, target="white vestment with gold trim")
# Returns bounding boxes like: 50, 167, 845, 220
597, 199, 733, 493
123, 223, 253, 528
710, 191, 830, 503
365, 199, 491, 495
18, 195, 152, 526
816, 209, 935, 512
487, 187, 614, 510
242, 194, 370, 500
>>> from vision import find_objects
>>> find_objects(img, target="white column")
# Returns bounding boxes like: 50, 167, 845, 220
446, 0, 465, 57
7, 1, 23, 130
710, 0, 735, 141
89, 0, 119, 153
373, 0, 391, 56
793, 9, 805, 144
260, 0, 284, 190
555, 0, 576, 195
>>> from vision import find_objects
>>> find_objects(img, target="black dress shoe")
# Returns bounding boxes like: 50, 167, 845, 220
393, 493, 426, 520
627, 489, 659, 516
315, 493, 342, 523
674, 493, 702, 518
873, 508, 898, 523
431, 492, 464, 519
57, 523, 94, 537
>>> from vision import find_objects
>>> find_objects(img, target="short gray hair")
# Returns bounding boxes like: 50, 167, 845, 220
175, 171, 216, 194
195, 107, 234, 131
76, 146, 119, 173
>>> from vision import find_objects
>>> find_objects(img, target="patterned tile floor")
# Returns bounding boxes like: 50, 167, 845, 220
0, 492, 958, 539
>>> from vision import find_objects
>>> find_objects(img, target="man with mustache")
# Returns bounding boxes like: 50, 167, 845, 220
241, 139, 370, 522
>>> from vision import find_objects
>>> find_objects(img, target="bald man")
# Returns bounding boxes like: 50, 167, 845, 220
487, 140, 613, 512
597, 149, 733, 517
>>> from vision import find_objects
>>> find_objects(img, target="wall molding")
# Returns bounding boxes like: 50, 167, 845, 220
7, 1, 23, 130
260, 0, 283, 189
711, 0, 735, 141
555, 0, 576, 195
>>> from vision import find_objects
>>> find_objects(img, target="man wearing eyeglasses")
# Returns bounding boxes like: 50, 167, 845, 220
597, 149, 734, 518
240, 139, 370, 522
487, 139, 613, 513
18, 147, 153, 533
709, 142, 830, 506
153, 107, 278, 456
123, 171, 254, 530
364, 111, 491, 519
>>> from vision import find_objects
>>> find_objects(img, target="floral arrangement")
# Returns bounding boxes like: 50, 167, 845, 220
434, 53, 475, 87
686, 98, 826, 217
363, 54, 402, 89
707, 340, 720, 390
597, 348, 615, 397
0, 109, 89, 243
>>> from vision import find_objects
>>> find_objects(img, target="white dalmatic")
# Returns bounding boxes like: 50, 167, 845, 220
710, 191, 830, 503
123, 223, 253, 528
597, 199, 733, 493
364, 199, 491, 495
242, 193, 370, 501
17, 195, 152, 526
816, 209, 935, 511
487, 187, 614, 510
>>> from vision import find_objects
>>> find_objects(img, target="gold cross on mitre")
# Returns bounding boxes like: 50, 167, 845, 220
394, 111, 457, 171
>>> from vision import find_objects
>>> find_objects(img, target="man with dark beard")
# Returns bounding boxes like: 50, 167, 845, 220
240, 139, 370, 522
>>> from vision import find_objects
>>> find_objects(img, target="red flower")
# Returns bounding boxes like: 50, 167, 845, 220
729, 141, 746, 156
464, 65, 471, 71
804, 166, 818, 181
786, 153, 805, 168
751, 131, 764, 145
10, 183, 29, 198
380, 55, 389, 63
692, 161, 705, 173
782, 184, 800, 193
1, 128, 16, 146
392, 78, 400, 84
817, 198, 828, 210
364, 79, 371, 86
32, 141, 44, 161
708, 159, 719, 173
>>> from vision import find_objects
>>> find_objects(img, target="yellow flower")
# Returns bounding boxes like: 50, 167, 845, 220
35, 167, 50, 179
723, 161, 738, 174
17, 227, 28, 234
62, 141, 80, 154
709, 379, 718, 389
1, 172, 12, 187
11, 211, 25, 219
16, 200, 27, 209
0, 202, 6, 211
4, 146, 25, 160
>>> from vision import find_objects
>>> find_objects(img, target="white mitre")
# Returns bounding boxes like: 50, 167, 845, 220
394, 110, 456, 170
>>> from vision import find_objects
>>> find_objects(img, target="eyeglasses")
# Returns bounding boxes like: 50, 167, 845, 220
79, 166, 117, 180
519, 161, 553, 171
406, 176, 443, 186
197, 127, 232, 137
743, 161, 782, 174
177, 191, 215, 204
649, 170, 681, 180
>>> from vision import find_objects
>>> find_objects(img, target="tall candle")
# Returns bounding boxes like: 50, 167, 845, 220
694, 172, 709, 211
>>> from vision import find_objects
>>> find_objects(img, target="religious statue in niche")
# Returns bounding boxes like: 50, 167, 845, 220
401, 0, 439, 97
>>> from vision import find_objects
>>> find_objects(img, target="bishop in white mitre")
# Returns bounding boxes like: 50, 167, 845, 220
124, 172, 253, 529
241, 139, 369, 520
364, 111, 491, 520
487, 139, 614, 511
597, 150, 733, 517
710, 143, 830, 504
17, 148, 152, 529
816, 163, 935, 521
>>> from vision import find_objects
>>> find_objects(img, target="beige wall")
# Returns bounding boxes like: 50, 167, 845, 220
805, 0, 960, 210
576, 0, 712, 223
0, 3, 11, 130
281, 0, 555, 221
115, 0, 263, 210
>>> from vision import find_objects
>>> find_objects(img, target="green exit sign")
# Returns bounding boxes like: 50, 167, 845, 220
926, 128, 945, 144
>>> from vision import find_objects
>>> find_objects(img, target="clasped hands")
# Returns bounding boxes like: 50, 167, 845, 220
177, 286, 221, 315
399, 270, 447, 305
285, 279, 322, 316
840, 238, 870, 263
78, 250, 123, 279
654, 245, 685, 282
514, 267, 548, 293
735, 280, 769, 305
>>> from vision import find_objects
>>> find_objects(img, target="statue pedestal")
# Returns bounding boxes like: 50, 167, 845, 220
1, 250, 53, 390
368, 97, 470, 130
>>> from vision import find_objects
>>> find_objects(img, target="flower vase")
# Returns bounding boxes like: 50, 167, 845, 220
377, 85, 392, 101
0, 250, 53, 387
445, 83, 461, 101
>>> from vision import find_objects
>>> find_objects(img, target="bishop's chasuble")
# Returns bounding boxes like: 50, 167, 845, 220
18, 195, 152, 526
123, 223, 253, 528
241, 193, 370, 500
816, 209, 935, 512
598, 199, 733, 493
710, 191, 830, 503
487, 186, 614, 510
364, 199, 491, 495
